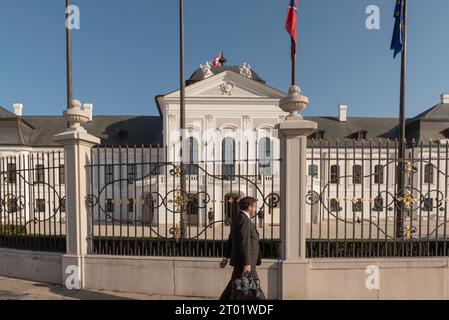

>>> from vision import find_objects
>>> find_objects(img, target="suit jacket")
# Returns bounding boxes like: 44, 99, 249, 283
225, 210, 261, 267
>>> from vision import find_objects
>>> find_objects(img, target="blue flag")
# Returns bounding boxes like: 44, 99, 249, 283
390, 0, 405, 58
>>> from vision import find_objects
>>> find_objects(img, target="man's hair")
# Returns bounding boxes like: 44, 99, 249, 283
239, 196, 258, 211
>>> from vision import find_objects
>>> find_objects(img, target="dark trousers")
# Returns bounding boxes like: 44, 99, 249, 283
219, 266, 259, 300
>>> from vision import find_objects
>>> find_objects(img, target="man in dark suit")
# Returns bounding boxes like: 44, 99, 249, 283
219, 196, 262, 300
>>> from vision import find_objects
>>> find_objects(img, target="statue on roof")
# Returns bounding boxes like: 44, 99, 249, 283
200, 61, 213, 79
239, 62, 252, 79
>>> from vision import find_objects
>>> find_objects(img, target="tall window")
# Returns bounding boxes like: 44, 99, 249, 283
187, 194, 199, 226
258, 137, 272, 176
6, 197, 18, 213
330, 199, 340, 212
186, 137, 199, 175
35, 164, 45, 184
308, 165, 318, 178
59, 198, 66, 213
6, 163, 16, 184
374, 165, 384, 184
127, 164, 137, 183
59, 164, 65, 185
149, 163, 160, 175
106, 199, 114, 213
35, 199, 45, 213
128, 199, 134, 213
352, 165, 362, 184
422, 197, 433, 212
105, 165, 114, 184
222, 137, 235, 178
424, 164, 434, 184
330, 165, 340, 184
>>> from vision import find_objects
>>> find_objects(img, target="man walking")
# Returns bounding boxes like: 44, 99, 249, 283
219, 196, 263, 300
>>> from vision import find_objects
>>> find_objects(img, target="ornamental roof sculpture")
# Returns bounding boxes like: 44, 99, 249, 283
239, 63, 252, 79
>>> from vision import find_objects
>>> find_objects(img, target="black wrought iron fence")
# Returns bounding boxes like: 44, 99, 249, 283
86, 145, 281, 258
306, 139, 449, 258
0, 152, 66, 252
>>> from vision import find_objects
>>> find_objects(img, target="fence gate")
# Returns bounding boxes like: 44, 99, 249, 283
86, 146, 281, 258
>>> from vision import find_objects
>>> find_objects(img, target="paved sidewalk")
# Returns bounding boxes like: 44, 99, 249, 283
0, 276, 210, 300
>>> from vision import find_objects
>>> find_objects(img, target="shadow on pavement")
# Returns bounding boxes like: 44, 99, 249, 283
0, 290, 30, 300
32, 283, 134, 300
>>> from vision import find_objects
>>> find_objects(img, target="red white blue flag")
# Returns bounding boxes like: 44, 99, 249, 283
285, 0, 298, 55
211, 53, 222, 66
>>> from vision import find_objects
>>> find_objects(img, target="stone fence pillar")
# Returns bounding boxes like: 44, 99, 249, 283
54, 100, 100, 289
277, 86, 317, 299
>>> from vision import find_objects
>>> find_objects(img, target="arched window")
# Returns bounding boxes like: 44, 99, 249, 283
373, 196, 384, 212
186, 137, 199, 175
258, 137, 272, 176
222, 137, 235, 178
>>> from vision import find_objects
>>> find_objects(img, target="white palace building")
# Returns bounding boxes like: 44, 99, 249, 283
1, 62, 449, 240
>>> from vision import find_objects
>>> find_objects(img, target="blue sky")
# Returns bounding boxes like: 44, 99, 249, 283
0, 0, 448, 118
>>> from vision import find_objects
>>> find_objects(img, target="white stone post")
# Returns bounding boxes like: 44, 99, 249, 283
53, 100, 100, 289
277, 85, 317, 299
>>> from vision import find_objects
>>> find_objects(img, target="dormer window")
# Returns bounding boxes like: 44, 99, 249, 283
358, 130, 368, 140
118, 129, 129, 141
310, 130, 325, 140
442, 128, 449, 139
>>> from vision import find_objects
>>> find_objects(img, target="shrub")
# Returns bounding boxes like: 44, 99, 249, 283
0, 224, 27, 236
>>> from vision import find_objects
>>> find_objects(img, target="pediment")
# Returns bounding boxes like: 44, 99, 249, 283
165, 71, 286, 99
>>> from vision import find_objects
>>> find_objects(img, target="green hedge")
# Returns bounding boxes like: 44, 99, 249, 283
0, 224, 27, 236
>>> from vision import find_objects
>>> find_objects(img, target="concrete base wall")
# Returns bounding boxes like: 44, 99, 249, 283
0, 249, 62, 285
83, 255, 280, 299
282, 258, 449, 300
2, 249, 449, 300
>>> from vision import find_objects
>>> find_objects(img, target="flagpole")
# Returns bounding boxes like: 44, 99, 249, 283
66, 0, 73, 110
396, 0, 407, 238
179, 0, 188, 239
291, 38, 296, 86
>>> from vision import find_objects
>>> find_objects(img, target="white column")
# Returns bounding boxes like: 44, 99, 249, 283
277, 85, 317, 299
279, 120, 317, 259
53, 100, 100, 289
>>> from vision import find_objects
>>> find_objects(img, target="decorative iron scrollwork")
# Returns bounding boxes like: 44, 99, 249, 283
396, 188, 418, 212
264, 193, 280, 208
169, 165, 185, 177
1, 194, 26, 214
401, 225, 417, 240
166, 188, 190, 213
85, 161, 280, 241
169, 224, 181, 242
86, 194, 99, 208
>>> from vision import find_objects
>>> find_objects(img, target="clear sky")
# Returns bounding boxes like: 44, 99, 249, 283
0, 0, 448, 118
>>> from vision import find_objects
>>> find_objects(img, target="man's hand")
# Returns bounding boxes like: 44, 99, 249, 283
243, 265, 251, 273
219, 258, 229, 268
